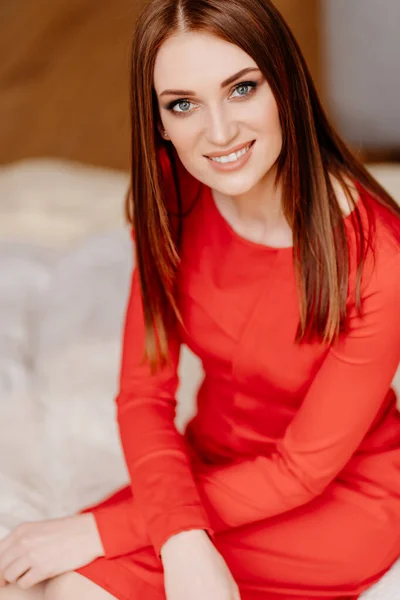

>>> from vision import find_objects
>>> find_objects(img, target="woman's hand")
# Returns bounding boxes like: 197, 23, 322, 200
0, 513, 104, 589
161, 529, 241, 600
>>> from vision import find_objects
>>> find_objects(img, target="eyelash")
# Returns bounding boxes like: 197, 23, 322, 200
165, 80, 258, 116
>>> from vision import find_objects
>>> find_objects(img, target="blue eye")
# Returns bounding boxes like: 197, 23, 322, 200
171, 100, 193, 114
232, 83, 253, 97
166, 80, 258, 116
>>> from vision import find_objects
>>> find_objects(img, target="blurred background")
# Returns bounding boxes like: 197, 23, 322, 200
0, 3, 399, 595
0, 0, 399, 170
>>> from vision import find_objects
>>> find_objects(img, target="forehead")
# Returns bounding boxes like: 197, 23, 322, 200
153, 31, 257, 92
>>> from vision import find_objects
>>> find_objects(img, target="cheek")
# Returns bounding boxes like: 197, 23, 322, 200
168, 125, 193, 144
168, 141, 204, 183
164, 119, 198, 154
252, 94, 282, 140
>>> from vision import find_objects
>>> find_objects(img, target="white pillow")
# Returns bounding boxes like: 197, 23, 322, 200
0, 242, 55, 531
31, 229, 134, 516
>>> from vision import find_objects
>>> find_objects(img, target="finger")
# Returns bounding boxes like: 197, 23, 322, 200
16, 568, 46, 590
0, 541, 25, 574
0, 525, 30, 570
0, 532, 14, 557
3, 556, 31, 585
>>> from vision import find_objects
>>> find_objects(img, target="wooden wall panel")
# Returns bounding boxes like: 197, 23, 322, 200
276, 0, 321, 94
0, 0, 320, 170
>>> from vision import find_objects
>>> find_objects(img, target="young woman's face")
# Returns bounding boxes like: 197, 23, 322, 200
153, 31, 282, 197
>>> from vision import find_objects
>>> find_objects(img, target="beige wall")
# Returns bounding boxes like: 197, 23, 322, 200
322, 0, 400, 152
0, 0, 321, 171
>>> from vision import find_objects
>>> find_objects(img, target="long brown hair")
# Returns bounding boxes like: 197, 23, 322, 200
125, 0, 400, 373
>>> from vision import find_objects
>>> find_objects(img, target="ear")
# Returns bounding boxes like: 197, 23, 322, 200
157, 121, 169, 139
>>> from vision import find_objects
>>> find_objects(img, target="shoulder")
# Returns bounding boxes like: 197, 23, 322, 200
357, 183, 400, 261
352, 186, 399, 306
334, 177, 399, 307
331, 172, 399, 251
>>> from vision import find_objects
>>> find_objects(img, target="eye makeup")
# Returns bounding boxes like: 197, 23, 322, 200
163, 80, 259, 116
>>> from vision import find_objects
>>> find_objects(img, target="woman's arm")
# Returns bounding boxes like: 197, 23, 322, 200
91, 248, 399, 559
112, 262, 214, 558
194, 251, 400, 528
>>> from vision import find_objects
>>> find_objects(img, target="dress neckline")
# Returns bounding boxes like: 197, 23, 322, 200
203, 183, 293, 255
203, 181, 364, 255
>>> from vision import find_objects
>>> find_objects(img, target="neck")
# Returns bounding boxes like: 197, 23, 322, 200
212, 165, 294, 247
214, 164, 287, 231
236, 166, 282, 222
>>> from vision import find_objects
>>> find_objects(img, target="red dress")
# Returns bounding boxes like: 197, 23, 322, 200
76, 152, 400, 599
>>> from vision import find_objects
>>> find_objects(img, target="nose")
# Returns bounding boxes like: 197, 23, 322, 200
205, 104, 239, 148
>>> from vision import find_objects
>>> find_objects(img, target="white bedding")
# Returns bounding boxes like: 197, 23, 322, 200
0, 158, 399, 597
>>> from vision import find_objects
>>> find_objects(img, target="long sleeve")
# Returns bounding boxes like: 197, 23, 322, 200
113, 259, 214, 558
92, 248, 400, 558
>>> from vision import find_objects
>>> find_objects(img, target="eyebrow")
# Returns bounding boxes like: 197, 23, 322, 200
159, 67, 260, 97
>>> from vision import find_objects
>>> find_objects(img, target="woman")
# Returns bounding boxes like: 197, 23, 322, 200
1, 0, 399, 598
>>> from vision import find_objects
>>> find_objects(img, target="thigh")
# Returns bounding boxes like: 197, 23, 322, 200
0, 583, 45, 599
43, 573, 117, 600
76, 550, 165, 600
215, 482, 400, 597
75, 481, 400, 599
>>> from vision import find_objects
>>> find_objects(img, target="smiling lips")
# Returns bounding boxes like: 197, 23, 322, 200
207, 140, 255, 164
205, 140, 255, 159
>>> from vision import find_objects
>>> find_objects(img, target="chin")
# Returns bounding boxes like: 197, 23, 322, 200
214, 173, 264, 197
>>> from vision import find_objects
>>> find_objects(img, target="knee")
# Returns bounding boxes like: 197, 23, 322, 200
43, 573, 77, 600
43, 572, 116, 600
0, 583, 44, 599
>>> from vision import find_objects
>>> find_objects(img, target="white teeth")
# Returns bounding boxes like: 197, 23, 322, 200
209, 143, 252, 164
